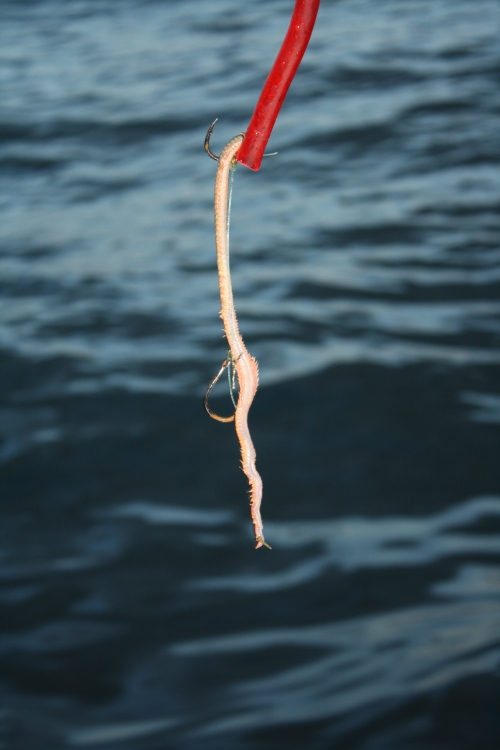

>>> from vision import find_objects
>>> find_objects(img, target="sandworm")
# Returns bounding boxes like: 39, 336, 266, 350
212, 134, 270, 549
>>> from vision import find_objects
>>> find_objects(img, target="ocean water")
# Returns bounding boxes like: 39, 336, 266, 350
1, 0, 500, 748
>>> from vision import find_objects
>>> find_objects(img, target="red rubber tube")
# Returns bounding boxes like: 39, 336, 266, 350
236, 0, 321, 171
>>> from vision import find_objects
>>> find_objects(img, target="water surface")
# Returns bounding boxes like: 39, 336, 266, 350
1, 0, 500, 747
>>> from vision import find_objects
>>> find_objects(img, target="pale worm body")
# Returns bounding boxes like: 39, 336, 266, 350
214, 135, 268, 549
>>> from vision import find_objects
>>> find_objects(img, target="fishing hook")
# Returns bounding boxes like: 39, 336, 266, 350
204, 118, 221, 161
204, 356, 236, 423
205, 119, 277, 162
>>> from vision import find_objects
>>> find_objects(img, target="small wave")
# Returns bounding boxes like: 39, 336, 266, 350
104, 500, 233, 527
68, 717, 177, 747
460, 391, 500, 423
174, 596, 500, 739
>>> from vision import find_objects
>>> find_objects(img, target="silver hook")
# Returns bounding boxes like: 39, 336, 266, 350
204, 357, 235, 423
204, 118, 220, 162
205, 119, 276, 161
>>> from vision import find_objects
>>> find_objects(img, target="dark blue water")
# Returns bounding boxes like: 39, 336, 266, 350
1, 0, 500, 747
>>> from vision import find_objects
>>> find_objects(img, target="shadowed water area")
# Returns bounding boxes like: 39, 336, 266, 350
1, 0, 500, 748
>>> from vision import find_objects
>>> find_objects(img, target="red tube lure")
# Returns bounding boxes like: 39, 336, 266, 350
236, 0, 321, 171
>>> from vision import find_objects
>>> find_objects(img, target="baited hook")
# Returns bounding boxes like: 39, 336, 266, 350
204, 357, 236, 423
205, 118, 276, 162
205, 119, 246, 163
